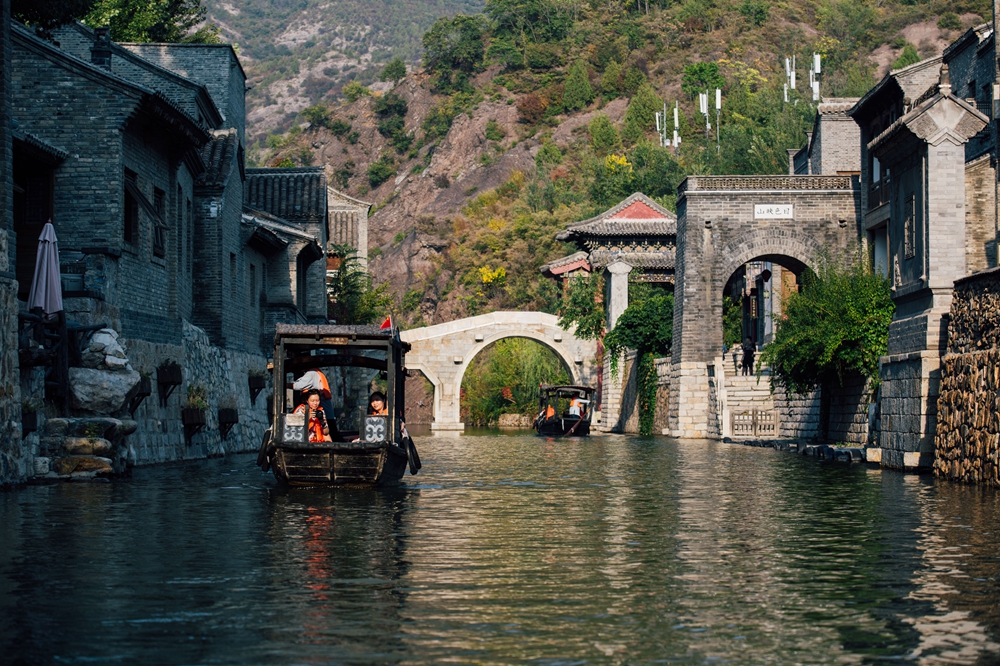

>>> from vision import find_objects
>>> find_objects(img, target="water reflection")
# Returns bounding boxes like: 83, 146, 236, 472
0, 435, 999, 664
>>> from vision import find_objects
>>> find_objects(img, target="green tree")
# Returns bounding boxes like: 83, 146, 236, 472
892, 42, 921, 69
759, 247, 894, 394
600, 59, 623, 98
558, 272, 605, 340
722, 295, 742, 348
327, 244, 393, 325
621, 66, 646, 96
621, 82, 661, 145
681, 62, 725, 97
82, 0, 220, 43
13, 0, 97, 35
380, 57, 407, 84
591, 153, 634, 206
603, 290, 674, 434
739, 0, 769, 26
562, 60, 594, 111
422, 14, 487, 91
588, 113, 620, 155
301, 104, 331, 129
486, 0, 572, 44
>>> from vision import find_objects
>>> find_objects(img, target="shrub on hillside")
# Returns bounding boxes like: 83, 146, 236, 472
343, 81, 371, 102
517, 92, 547, 124
562, 60, 594, 111
589, 114, 621, 155
367, 154, 397, 187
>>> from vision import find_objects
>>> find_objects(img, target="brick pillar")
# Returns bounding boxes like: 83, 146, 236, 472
0, 0, 27, 485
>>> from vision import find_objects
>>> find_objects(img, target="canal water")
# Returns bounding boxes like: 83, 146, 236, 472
2, 434, 1000, 665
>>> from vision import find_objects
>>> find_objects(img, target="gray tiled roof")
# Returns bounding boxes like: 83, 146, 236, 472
245, 167, 327, 222
589, 249, 675, 270
198, 129, 238, 187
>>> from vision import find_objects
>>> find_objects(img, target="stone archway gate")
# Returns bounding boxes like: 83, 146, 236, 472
400, 312, 599, 432
669, 175, 860, 438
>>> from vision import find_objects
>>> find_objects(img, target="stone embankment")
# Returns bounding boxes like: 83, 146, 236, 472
934, 268, 1000, 486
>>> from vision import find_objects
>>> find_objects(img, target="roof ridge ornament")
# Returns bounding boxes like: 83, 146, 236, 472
938, 63, 951, 96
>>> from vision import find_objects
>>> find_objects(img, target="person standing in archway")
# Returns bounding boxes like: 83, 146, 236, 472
741, 337, 755, 376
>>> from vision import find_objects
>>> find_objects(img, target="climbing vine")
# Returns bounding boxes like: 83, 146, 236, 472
603, 290, 673, 435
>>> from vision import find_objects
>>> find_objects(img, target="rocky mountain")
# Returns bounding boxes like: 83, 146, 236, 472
246, 0, 986, 328
203, 0, 482, 142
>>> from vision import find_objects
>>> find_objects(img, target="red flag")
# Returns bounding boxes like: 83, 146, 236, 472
380, 316, 392, 330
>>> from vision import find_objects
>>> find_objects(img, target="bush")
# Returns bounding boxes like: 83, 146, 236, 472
367, 154, 397, 187
601, 59, 623, 98
525, 42, 563, 70
759, 247, 894, 394
301, 104, 331, 128
937, 12, 962, 31
517, 92, 547, 124
380, 57, 406, 84
378, 115, 405, 138
333, 160, 355, 189
343, 80, 371, 102
892, 42, 921, 70
739, 0, 769, 26
485, 119, 506, 141
329, 118, 351, 137
374, 92, 408, 118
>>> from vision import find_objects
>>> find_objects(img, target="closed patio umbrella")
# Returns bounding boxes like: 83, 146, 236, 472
27, 221, 63, 317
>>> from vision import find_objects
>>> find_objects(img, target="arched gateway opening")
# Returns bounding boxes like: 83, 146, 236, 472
669, 174, 859, 439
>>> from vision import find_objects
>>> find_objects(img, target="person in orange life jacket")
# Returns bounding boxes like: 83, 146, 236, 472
569, 396, 586, 417
294, 390, 332, 442
294, 369, 334, 427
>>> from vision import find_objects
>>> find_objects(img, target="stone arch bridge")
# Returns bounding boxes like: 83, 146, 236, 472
400, 312, 599, 431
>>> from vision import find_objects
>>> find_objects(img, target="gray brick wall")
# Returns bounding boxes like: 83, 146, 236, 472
121, 43, 246, 144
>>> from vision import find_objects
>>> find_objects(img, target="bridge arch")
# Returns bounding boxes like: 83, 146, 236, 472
400, 311, 599, 432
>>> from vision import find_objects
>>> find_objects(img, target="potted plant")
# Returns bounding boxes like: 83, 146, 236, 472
248, 370, 267, 405
182, 384, 209, 426
157, 360, 183, 386
136, 371, 152, 397
21, 400, 40, 434
218, 397, 239, 439
157, 360, 183, 406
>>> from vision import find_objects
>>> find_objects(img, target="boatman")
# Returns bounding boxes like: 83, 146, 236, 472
569, 396, 582, 417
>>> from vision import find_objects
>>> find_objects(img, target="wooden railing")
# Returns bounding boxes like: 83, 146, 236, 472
730, 409, 779, 439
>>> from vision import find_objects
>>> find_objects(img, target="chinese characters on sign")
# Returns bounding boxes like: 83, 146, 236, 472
754, 204, 794, 219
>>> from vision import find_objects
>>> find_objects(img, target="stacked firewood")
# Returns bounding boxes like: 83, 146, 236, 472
935, 270, 1000, 485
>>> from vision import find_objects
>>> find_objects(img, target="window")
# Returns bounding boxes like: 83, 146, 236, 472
153, 187, 167, 258
123, 169, 139, 245
904, 195, 916, 259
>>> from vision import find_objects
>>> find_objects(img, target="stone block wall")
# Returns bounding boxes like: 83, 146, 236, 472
123, 320, 270, 464
934, 267, 1000, 485
879, 351, 940, 470
773, 385, 821, 439
653, 357, 671, 434
964, 154, 997, 272
822, 373, 870, 444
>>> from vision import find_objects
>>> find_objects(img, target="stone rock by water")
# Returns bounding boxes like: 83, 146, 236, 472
63, 437, 112, 456
69, 367, 140, 414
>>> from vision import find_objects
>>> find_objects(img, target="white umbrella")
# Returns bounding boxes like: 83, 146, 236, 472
27, 221, 63, 317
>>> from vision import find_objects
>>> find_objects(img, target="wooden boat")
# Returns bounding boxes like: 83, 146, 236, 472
256, 323, 421, 486
533, 385, 595, 437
